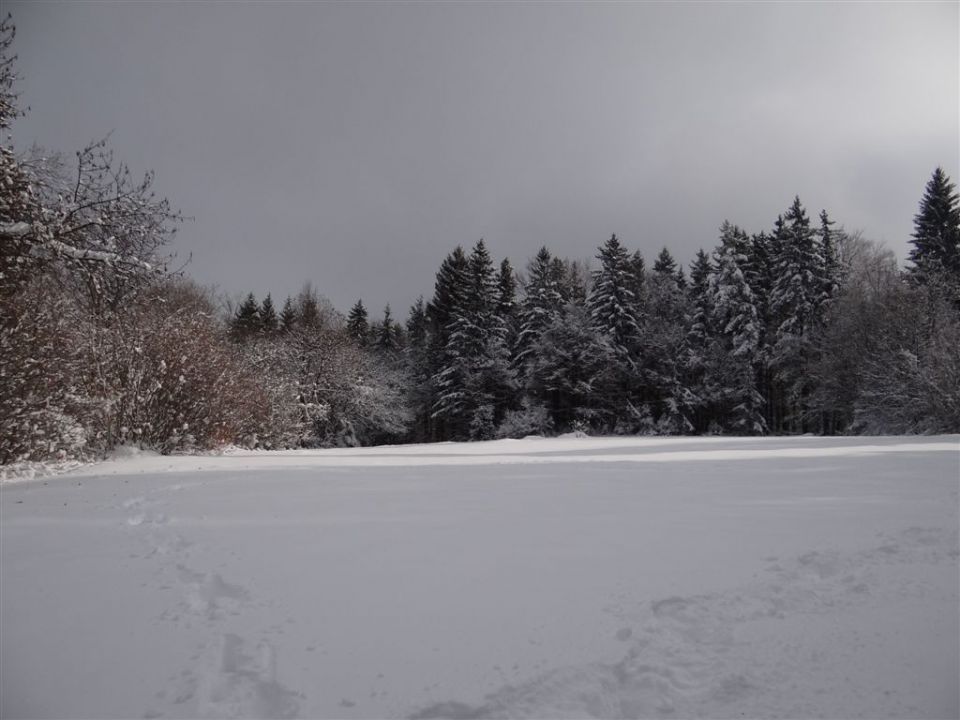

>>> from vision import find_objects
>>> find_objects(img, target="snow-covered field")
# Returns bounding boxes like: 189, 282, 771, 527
2, 436, 958, 719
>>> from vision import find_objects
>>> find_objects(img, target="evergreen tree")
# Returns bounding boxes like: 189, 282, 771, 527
377, 304, 400, 353
297, 286, 322, 331
405, 296, 427, 350
588, 235, 647, 430
588, 234, 643, 356
675, 265, 687, 291
908, 167, 960, 281
685, 249, 714, 431
496, 257, 519, 361
653, 247, 678, 278
403, 295, 431, 441
515, 247, 566, 374
645, 246, 692, 432
432, 240, 513, 439
231, 292, 260, 341
526, 304, 614, 431
628, 250, 647, 321
259, 293, 278, 334
422, 247, 469, 440
707, 226, 766, 434
769, 197, 825, 432
818, 210, 841, 303
426, 247, 469, 341
686, 250, 713, 353
347, 299, 369, 345
279, 296, 297, 334
496, 258, 517, 321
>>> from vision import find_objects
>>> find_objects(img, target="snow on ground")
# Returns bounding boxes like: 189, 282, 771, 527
1, 436, 957, 719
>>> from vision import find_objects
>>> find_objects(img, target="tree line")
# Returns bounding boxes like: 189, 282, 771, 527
2, 17, 958, 462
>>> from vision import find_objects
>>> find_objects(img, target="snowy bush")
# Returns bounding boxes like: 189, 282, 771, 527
495, 402, 553, 439
0, 278, 95, 462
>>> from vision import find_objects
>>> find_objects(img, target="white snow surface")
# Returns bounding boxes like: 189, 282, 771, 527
2, 435, 958, 719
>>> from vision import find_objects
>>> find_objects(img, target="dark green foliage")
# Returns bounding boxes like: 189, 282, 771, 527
347, 299, 369, 345
259, 294, 278, 334
279, 297, 297, 334
653, 247, 678, 277
908, 167, 960, 281
377, 304, 401, 353
231, 292, 261, 340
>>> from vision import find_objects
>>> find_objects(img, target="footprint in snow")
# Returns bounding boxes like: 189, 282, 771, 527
195, 633, 301, 719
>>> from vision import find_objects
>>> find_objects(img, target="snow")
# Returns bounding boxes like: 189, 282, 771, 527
2, 435, 958, 719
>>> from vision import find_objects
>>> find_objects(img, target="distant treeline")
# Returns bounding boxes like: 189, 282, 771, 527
2, 18, 958, 462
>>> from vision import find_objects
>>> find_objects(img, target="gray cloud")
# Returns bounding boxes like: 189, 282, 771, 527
9, 1, 958, 315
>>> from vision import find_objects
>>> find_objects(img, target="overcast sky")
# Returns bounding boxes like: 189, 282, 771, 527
8, 1, 959, 316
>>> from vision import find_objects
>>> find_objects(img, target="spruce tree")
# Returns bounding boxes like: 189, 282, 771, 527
645, 246, 692, 432
297, 287, 322, 331
432, 240, 513, 439
404, 296, 431, 441
423, 247, 469, 440
526, 304, 614, 431
377, 304, 399, 352
588, 234, 643, 356
516, 247, 566, 374
653, 247, 678, 278
588, 235, 647, 430
818, 210, 841, 303
769, 197, 825, 432
279, 296, 297, 334
685, 249, 714, 431
707, 225, 766, 434
347, 299, 369, 345
497, 258, 519, 362
231, 292, 260, 341
908, 167, 960, 282
496, 258, 517, 320
405, 296, 427, 350
259, 293, 278, 334
675, 265, 687, 291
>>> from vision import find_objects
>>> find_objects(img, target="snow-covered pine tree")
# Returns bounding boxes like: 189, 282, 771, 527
653, 247, 678, 278
496, 258, 517, 321
426, 247, 469, 344
526, 303, 615, 431
644, 246, 694, 433
908, 167, 960, 283
347, 299, 369, 345
432, 240, 513, 439
707, 223, 766, 434
587, 235, 646, 430
768, 197, 826, 432
684, 249, 714, 431
515, 247, 566, 377
422, 247, 469, 440
818, 210, 842, 304
259, 294, 278, 334
402, 295, 432, 440
588, 234, 643, 358
496, 257, 519, 363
